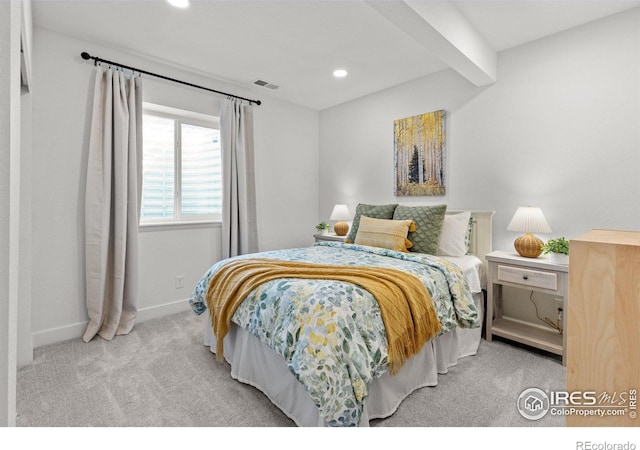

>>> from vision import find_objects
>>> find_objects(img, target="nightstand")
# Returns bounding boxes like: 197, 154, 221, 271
314, 233, 347, 243
485, 250, 568, 365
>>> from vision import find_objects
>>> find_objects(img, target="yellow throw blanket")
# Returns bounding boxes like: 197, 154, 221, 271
205, 258, 442, 374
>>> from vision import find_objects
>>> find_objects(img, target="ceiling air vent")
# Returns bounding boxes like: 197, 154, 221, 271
253, 79, 279, 90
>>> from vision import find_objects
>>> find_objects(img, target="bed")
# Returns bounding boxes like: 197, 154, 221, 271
189, 208, 494, 427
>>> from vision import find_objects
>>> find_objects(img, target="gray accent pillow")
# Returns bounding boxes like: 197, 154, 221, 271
393, 204, 448, 255
346, 203, 398, 244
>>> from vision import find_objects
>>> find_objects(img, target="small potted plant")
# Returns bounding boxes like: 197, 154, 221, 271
315, 222, 331, 235
541, 237, 570, 265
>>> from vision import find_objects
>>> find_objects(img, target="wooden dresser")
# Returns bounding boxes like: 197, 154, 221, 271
567, 229, 640, 426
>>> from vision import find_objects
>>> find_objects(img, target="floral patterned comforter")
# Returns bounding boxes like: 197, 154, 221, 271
190, 242, 480, 426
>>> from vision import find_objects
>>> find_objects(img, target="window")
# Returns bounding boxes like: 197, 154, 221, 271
141, 104, 221, 225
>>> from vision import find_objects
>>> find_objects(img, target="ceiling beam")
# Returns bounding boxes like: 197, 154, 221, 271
366, 0, 496, 86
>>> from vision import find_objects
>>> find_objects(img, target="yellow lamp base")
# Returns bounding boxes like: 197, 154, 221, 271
334, 221, 349, 236
514, 233, 543, 258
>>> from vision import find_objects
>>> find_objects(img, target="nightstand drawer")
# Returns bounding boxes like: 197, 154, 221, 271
314, 233, 347, 243
497, 265, 558, 291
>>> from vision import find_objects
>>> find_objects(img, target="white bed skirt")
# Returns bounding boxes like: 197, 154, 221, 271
203, 291, 484, 427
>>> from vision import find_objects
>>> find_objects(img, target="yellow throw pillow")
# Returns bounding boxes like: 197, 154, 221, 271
354, 216, 415, 252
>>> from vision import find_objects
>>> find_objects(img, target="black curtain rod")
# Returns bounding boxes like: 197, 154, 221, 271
80, 52, 261, 106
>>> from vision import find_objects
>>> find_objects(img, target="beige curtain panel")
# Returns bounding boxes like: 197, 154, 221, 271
220, 98, 259, 259
84, 66, 142, 343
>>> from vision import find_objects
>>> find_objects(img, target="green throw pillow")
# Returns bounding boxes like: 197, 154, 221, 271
346, 203, 398, 244
393, 204, 447, 255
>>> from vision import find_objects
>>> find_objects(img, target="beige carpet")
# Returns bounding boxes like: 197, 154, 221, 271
16, 309, 565, 427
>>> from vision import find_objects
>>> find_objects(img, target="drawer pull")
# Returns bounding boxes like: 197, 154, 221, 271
523, 275, 528, 280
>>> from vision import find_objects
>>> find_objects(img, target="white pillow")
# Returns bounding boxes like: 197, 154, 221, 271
438, 211, 472, 257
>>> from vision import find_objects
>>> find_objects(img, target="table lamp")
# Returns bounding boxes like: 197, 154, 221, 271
506, 206, 552, 258
330, 204, 351, 236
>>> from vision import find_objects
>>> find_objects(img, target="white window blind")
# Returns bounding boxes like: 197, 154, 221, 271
141, 115, 175, 220
181, 123, 222, 216
141, 105, 221, 224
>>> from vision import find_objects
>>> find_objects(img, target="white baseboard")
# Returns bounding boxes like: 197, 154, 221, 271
136, 297, 192, 323
32, 298, 192, 349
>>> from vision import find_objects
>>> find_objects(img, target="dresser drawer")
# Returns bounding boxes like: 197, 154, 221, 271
497, 265, 558, 291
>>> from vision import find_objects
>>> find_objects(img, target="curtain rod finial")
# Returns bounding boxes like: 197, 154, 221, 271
81, 52, 91, 60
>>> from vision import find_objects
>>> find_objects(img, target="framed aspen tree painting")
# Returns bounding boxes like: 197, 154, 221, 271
394, 110, 446, 196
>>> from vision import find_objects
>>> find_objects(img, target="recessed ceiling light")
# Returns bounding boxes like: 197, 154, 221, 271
333, 69, 348, 78
167, 0, 190, 8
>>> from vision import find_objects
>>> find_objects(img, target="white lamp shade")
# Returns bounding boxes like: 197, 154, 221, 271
330, 204, 351, 221
507, 207, 552, 234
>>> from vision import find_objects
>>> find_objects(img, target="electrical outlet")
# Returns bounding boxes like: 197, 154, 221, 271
175, 275, 184, 289
554, 297, 563, 309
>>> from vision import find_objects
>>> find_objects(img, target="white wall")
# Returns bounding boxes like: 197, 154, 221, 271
320, 7, 640, 250
18, 84, 32, 367
254, 97, 320, 251
0, 0, 24, 427
18, 0, 34, 369
319, 9, 640, 323
319, 69, 480, 220
30, 28, 319, 346
0, 0, 13, 427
